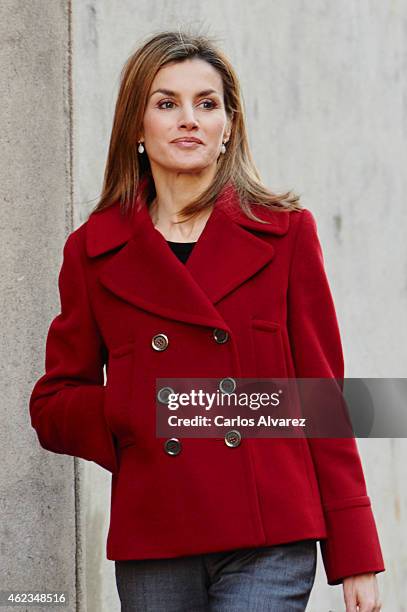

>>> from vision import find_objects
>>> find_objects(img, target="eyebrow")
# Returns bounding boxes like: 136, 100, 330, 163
149, 88, 221, 98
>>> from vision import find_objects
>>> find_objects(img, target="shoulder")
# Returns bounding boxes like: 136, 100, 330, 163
286, 207, 319, 241
62, 201, 125, 259
245, 203, 316, 240
62, 219, 89, 257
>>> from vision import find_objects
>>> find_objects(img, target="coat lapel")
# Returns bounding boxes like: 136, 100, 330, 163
86, 178, 290, 329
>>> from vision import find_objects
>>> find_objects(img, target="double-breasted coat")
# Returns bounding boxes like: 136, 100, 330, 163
29, 176, 385, 586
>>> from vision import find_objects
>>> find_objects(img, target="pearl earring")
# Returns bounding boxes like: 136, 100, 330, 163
138, 141, 144, 154
221, 142, 227, 154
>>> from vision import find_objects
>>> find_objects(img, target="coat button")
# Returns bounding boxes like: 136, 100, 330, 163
219, 377, 236, 394
164, 438, 182, 456
224, 429, 241, 448
157, 386, 175, 404
152, 333, 169, 351
213, 328, 229, 344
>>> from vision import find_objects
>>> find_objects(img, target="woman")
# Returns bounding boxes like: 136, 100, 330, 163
29, 31, 385, 611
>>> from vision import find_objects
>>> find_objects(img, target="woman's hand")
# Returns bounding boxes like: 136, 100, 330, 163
342, 572, 382, 611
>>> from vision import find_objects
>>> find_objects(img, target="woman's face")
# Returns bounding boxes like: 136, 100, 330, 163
140, 58, 231, 176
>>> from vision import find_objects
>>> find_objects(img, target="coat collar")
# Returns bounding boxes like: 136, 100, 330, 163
86, 176, 290, 329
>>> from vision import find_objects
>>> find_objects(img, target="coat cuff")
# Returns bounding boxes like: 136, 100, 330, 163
60, 386, 119, 474
320, 495, 385, 585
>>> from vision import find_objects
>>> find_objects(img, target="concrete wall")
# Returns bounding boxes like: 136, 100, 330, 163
1, 0, 405, 610
0, 1, 80, 611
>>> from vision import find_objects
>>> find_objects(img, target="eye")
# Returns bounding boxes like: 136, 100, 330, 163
157, 100, 175, 110
157, 99, 218, 110
199, 99, 218, 109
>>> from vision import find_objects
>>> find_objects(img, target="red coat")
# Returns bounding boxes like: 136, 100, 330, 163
29, 177, 385, 586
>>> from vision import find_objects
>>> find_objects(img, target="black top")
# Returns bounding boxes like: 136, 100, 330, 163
167, 240, 196, 264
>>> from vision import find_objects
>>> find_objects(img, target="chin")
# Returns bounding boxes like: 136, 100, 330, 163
166, 161, 212, 174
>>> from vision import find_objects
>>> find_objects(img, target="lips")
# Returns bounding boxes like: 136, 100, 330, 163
171, 137, 203, 144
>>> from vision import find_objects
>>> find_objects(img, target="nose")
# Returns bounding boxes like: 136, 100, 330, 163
178, 105, 199, 130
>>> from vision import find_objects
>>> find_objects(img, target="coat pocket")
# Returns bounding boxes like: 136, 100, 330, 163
104, 341, 137, 443
299, 437, 320, 501
251, 318, 289, 378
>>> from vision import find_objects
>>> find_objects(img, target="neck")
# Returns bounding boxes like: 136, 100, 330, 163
148, 171, 216, 242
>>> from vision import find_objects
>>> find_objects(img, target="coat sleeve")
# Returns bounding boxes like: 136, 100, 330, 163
29, 229, 118, 474
286, 208, 385, 586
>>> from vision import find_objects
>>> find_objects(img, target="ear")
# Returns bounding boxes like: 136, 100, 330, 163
225, 112, 234, 141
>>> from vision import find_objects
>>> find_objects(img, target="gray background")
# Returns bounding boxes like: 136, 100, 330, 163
1, 0, 405, 610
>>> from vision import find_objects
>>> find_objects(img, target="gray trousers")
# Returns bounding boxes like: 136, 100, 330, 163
114, 539, 317, 611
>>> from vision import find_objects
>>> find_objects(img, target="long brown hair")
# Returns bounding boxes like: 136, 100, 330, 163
92, 29, 302, 223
